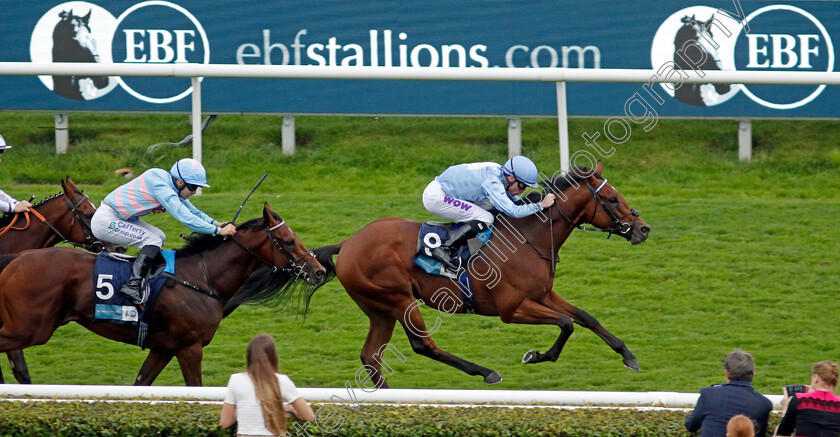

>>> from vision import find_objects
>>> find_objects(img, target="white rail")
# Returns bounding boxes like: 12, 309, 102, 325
1, 63, 839, 85
0, 384, 785, 408
4, 62, 835, 169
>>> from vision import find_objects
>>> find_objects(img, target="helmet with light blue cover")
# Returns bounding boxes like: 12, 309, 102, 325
170, 158, 210, 187
502, 155, 539, 187
0, 134, 12, 151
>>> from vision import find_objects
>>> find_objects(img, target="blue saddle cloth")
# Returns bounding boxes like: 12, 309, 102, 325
413, 222, 491, 313
92, 251, 175, 328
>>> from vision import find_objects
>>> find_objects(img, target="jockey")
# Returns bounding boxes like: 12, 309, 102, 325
422, 155, 556, 270
0, 135, 32, 213
91, 158, 236, 306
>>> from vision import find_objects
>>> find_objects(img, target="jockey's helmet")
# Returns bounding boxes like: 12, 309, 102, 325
170, 158, 210, 188
502, 156, 539, 187
0, 134, 12, 150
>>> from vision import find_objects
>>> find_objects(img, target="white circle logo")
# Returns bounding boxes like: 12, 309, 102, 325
650, 6, 741, 107
30, 1, 209, 103
30, 2, 119, 101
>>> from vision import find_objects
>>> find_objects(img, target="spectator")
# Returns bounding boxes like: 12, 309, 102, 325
220, 334, 315, 436
776, 360, 840, 437
727, 414, 754, 437
685, 349, 772, 437
0, 134, 32, 213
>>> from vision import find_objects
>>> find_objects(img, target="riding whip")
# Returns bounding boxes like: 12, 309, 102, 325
231, 172, 268, 225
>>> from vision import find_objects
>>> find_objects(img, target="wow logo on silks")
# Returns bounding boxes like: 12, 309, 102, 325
650, 4, 833, 110
29, 1, 209, 103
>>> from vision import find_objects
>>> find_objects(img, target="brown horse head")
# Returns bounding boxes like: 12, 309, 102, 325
58, 176, 118, 252
546, 161, 650, 245
261, 202, 326, 286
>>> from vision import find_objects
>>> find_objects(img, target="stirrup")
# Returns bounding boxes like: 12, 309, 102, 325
431, 247, 459, 271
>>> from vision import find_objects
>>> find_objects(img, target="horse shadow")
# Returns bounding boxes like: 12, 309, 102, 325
52, 10, 109, 101
673, 14, 731, 107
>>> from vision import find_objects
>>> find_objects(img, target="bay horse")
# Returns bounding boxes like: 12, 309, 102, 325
0, 203, 326, 386
0, 176, 115, 383
311, 162, 649, 386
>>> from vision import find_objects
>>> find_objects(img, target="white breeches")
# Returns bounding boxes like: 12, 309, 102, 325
422, 179, 494, 224
91, 202, 166, 248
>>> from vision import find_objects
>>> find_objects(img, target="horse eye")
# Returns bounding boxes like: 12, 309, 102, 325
609, 197, 619, 204
285, 239, 295, 246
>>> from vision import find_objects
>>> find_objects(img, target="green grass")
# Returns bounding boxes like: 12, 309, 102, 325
0, 112, 837, 396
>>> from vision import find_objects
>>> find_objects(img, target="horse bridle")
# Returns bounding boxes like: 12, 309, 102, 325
230, 220, 316, 279
555, 179, 640, 238
10, 192, 105, 252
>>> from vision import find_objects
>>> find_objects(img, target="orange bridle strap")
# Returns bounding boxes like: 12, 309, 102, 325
0, 211, 32, 238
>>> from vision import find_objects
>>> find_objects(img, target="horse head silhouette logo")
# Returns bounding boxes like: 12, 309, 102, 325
672, 14, 732, 107
51, 9, 110, 100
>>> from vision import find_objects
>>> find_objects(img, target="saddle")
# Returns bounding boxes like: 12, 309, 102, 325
415, 221, 491, 277
92, 251, 176, 347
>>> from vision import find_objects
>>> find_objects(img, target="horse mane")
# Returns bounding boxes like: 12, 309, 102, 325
173, 213, 324, 317
0, 193, 64, 228
519, 166, 603, 204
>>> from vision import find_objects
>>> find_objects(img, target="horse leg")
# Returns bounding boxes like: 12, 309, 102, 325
398, 302, 501, 384
502, 298, 577, 365
7, 350, 31, 384
529, 291, 639, 370
175, 344, 204, 386
358, 309, 397, 389
134, 350, 175, 386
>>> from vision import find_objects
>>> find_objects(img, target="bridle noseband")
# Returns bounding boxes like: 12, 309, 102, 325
555, 179, 640, 238
230, 220, 316, 279
0, 192, 105, 252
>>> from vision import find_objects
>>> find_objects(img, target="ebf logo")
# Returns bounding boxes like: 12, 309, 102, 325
29, 1, 209, 103
651, 4, 834, 109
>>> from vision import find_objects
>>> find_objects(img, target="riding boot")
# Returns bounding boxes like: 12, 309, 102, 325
430, 221, 488, 271
120, 245, 160, 308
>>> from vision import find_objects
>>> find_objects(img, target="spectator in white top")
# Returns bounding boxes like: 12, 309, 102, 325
0, 134, 31, 213
220, 334, 315, 436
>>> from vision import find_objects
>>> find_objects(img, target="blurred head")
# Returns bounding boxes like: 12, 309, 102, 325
724, 350, 755, 382
0, 134, 12, 161
170, 158, 210, 188
245, 334, 286, 435
813, 360, 839, 388
726, 414, 754, 437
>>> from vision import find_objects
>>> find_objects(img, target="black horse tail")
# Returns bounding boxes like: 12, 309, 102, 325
311, 243, 341, 282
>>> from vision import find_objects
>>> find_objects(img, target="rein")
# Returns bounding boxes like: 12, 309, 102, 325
0, 194, 103, 252
229, 220, 316, 279
523, 178, 641, 267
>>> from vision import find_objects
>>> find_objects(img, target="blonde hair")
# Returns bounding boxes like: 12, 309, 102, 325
246, 334, 286, 435
813, 360, 839, 387
726, 414, 754, 437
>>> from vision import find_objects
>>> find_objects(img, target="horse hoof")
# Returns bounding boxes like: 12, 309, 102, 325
623, 358, 641, 371
484, 371, 503, 385
522, 349, 539, 364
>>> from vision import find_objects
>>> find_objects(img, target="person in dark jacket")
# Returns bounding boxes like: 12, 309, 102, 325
685, 350, 773, 437
776, 360, 840, 437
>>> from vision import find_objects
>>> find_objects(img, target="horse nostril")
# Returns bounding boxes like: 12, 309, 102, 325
640, 225, 651, 234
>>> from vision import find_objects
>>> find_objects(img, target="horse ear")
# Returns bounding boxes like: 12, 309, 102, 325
263, 202, 275, 223
595, 160, 604, 175
82, 10, 91, 24
705, 15, 714, 28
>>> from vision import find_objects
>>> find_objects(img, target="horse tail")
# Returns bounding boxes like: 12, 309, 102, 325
311, 243, 341, 280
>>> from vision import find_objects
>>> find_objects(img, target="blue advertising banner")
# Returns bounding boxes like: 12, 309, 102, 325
2, 1, 838, 117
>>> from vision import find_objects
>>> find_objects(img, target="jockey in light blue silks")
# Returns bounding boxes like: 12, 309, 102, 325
91, 158, 237, 306
0, 134, 32, 214
422, 155, 556, 270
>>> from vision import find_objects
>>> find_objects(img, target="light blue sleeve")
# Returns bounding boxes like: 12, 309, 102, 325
0, 189, 18, 213
481, 177, 542, 218
148, 174, 219, 235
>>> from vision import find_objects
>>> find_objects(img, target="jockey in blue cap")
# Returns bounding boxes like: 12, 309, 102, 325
91, 158, 236, 307
422, 155, 555, 270
0, 134, 32, 214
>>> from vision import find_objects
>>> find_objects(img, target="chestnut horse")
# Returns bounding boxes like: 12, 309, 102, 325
0, 203, 325, 385
312, 162, 650, 386
0, 176, 115, 383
